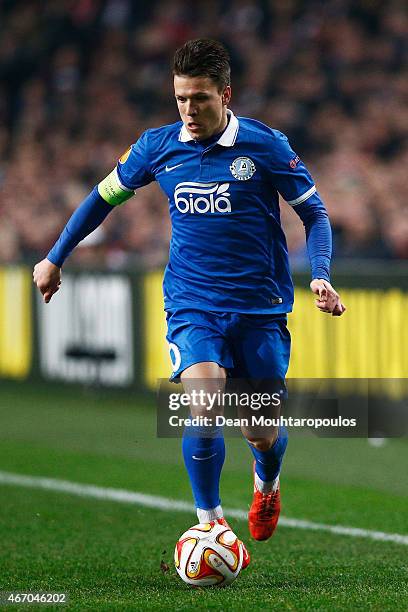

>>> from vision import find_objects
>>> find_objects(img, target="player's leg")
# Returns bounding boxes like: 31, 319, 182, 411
181, 361, 227, 524
182, 362, 250, 568
243, 397, 288, 494
166, 309, 250, 566
166, 309, 233, 521
232, 314, 291, 540
239, 383, 288, 541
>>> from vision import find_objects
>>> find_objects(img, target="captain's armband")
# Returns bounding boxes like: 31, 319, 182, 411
98, 168, 134, 206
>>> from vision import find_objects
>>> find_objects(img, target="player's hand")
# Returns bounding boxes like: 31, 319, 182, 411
33, 259, 62, 304
310, 279, 346, 316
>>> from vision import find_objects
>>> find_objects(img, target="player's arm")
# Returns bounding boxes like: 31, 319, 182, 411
34, 134, 154, 303
269, 132, 345, 316
293, 195, 346, 316
33, 184, 125, 303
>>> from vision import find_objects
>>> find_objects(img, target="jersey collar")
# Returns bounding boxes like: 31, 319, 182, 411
178, 109, 239, 147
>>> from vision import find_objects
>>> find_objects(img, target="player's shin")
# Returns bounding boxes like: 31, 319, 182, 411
247, 425, 288, 491
182, 424, 225, 521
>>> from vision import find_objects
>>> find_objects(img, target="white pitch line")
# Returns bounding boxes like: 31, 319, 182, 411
0, 470, 407, 546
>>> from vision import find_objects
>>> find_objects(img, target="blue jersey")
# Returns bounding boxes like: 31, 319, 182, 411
115, 110, 330, 314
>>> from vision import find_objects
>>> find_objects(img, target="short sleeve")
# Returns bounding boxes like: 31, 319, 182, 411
116, 131, 155, 190
97, 131, 156, 206
269, 132, 316, 206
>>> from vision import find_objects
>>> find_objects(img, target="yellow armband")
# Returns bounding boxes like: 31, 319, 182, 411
98, 169, 134, 206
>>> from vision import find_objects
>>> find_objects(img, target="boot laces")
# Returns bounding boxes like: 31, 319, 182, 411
259, 490, 278, 520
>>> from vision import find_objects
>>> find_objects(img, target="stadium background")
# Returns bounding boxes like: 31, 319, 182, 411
0, 1, 407, 609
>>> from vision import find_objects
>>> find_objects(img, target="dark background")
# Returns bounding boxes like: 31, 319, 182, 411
1, 0, 407, 269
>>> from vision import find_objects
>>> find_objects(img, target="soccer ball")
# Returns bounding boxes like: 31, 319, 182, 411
174, 521, 244, 587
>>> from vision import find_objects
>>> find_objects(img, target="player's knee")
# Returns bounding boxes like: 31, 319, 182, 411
181, 362, 226, 418
246, 436, 277, 452
189, 406, 223, 419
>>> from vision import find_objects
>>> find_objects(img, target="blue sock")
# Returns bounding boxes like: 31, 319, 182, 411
248, 425, 288, 482
182, 425, 225, 510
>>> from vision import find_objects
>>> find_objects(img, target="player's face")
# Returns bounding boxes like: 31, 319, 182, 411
174, 75, 231, 141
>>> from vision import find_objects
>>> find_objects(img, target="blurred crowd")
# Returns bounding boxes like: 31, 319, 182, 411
0, 0, 407, 268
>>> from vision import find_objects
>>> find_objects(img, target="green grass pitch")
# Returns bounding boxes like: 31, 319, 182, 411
0, 382, 407, 610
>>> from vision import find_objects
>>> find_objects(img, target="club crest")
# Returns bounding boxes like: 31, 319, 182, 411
229, 157, 256, 181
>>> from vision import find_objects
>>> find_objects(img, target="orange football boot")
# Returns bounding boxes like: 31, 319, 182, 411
248, 462, 281, 541
215, 518, 250, 569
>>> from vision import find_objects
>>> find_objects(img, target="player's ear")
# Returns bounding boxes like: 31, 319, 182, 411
222, 86, 231, 106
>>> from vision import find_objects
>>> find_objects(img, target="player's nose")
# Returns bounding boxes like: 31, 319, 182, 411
185, 102, 198, 117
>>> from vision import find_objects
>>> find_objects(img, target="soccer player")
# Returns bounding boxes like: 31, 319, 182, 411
33, 39, 345, 562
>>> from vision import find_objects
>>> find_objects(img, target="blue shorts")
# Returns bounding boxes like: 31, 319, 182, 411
166, 308, 291, 381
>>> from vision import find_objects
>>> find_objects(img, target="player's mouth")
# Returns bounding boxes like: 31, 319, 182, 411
188, 122, 202, 131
